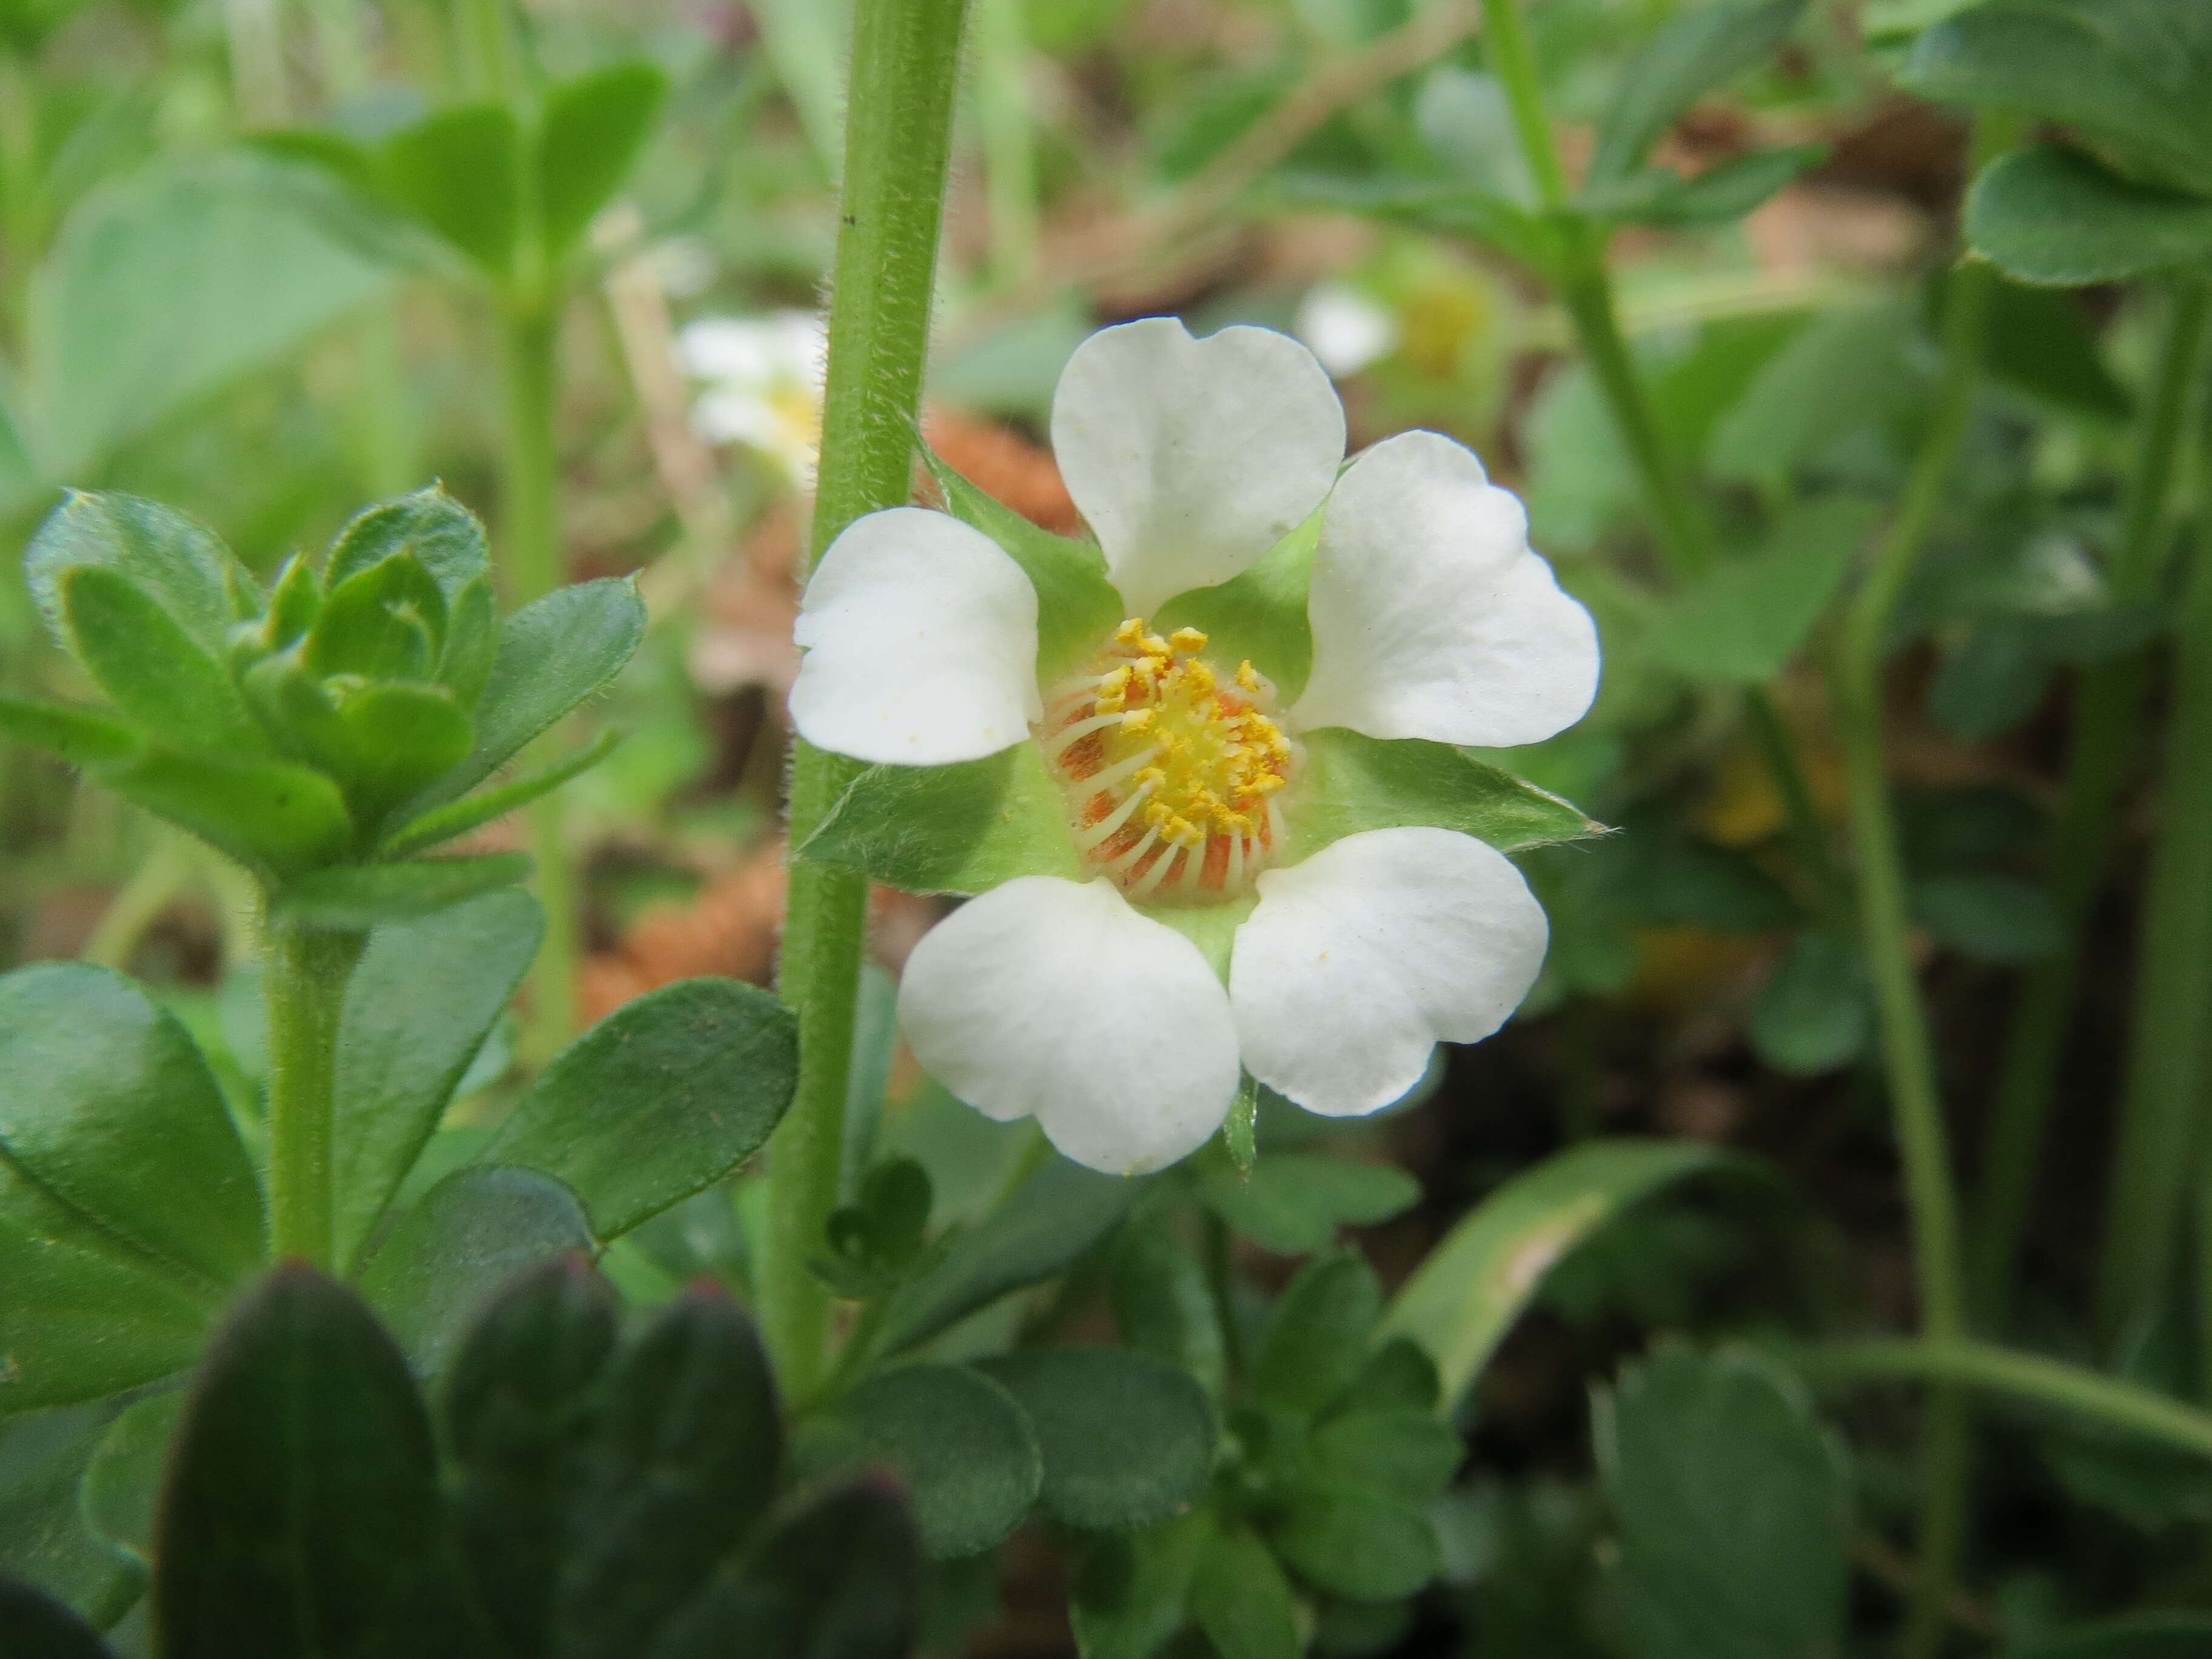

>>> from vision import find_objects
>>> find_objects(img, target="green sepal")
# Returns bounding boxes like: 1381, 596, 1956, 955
274, 853, 533, 928
1965, 144, 2212, 287
381, 730, 623, 859
59, 566, 267, 757
1285, 728, 1600, 860
1156, 508, 1321, 703
924, 445, 1122, 683
796, 742, 1081, 894
307, 551, 446, 683
325, 485, 491, 603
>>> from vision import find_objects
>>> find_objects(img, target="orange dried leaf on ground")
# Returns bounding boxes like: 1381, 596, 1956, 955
922, 407, 1082, 535
693, 500, 803, 695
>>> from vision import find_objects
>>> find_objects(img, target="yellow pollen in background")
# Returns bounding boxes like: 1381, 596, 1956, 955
1039, 617, 1296, 899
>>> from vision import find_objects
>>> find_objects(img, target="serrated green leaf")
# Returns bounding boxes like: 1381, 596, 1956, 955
1191, 1521, 1299, 1659
355, 1165, 594, 1374
1381, 1140, 1735, 1416
58, 566, 265, 757
1252, 1250, 1381, 1416
537, 62, 668, 260
1965, 144, 2212, 285
275, 853, 532, 928
481, 977, 798, 1241
380, 104, 522, 276
1589, 0, 1808, 186
977, 1349, 1214, 1531
1199, 1155, 1420, 1256
1287, 728, 1597, 858
23, 492, 249, 663
925, 448, 1124, 682
830, 1364, 1043, 1558
798, 740, 1082, 894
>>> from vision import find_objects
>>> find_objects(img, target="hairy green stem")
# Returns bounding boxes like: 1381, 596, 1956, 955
761, 0, 971, 1400
1835, 121, 2009, 1651
1973, 284, 2210, 1329
264, 920, 367, 1267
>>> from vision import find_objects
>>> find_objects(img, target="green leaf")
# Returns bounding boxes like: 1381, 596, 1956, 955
1156, 512, 1321, 702
537, 62, 669, 260
797, 742, 1082, 894
1977, 273, 2132, 417
99, 748, 353, 882
24, 492, 250, 663
1708, 306, 1923, 491
153, 1268, 477, 1657
1597, 1347, 1850, 1659
1304, 1409, 1463, 1502
1111, 1225, 1228, 1399
308, 551, 445, 682
0, 1579, 119, 1659
1643, 497, 1877, 685
1269, 1487, 1437, 1602
875, 1155, 1145, 1358
555, 1287, 784, 1658
382, 731, 622, 859
332, 890, 544, 1267
1198, 1155, 1419, 1257
0, 1403, 142, 1626
81, 1392, 181, 1572
829, 1364, 1044, 1558
1589, 0, 1809, 186
977, 1350, 1215, 1531
58, 566, 264, 757
1594, 144, 1828, 227
380, 104, 523, 276
925, 448, 1124, 682
23, 157, 392, 478
438, 577, 500, 710
1904, 0, 2212, 185
425, 578, 646, 808
443, 1259, 620, 1659
2015, 1618, 2212, 1659
483, 977, 799, 1241
331, 683, 477, 827
1748, 932, 1869, 1076
275, 853, 532, 929
1272, 176, 1564, 276
1381, 1139, 1733, 1415
0, 697, 143, 770
1914, 873, 2063, 964
1190, 1521, 1299, 1659
1252, 1250, 1381, 1416
1070, 1512, 1205, 1659
1287, 728, 1599, 859
1966, 144, 2212, 285
325, 486, 491, 605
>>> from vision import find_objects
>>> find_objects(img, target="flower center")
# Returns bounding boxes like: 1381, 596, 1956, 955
1039, 618, 1296, 902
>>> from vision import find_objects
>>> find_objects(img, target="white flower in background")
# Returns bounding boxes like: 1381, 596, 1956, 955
677, 309, 826, 489
791, 318, 1601, 1175
1293, 281, 1400, 377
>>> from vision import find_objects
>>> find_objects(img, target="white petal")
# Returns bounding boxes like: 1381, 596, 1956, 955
790, 508, 1041, 766
1050, 318, 1346, 617
1290, 430, 1600, 747
1294, 283, 1399, 377
899, 877, 1241, 1175
1231, 826, 1547, 1117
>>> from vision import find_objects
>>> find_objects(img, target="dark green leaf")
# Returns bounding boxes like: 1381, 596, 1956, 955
333, 890, 545, 1268
797, 743, 1083, 894
1111, 1225, 1228, 1398
537, 62, 669, 260
276, 853, 532, 929
1977, 275, 2132, 417
1270, 1487, 1437, 1601
1589, 0, 1808, 186
830, 1364, 1042, 1558
1643, 497, 1877, 685
557, 1286, 783, 1658
876, 1156, 1145, 1358
1748, 933, 1870, 1076
438, 577, 500, 710
81, 1392, 181, 1570
1069, 1513, 1204, 1659
380, 104, 523, 276
2016, 1618, 2212, 1659
0, 1578, 119, 1659
1966, 146, 2212, 286
424, 578, 646, 808
977, 1350, 1214, 1531
325, 487, 491, 604
1270, 175, 1564, 275
1198, 1155, 1420, 1256
1707, 307, 1921, 491
1252, 1251, 1381, 1416
1304, 1410, 1462, 1501
328, 682, 475, 830
1597, 1347, 1850, 1659
444, 1259, 620, 1659
1289, 729, 1598, 858
153, 1267, 478, 1658
0, 1404, 142, 1626
355, 1166, 594, 1373
0, 696, 142, 770
24, 492, 249, 663
1190, 1522, 1299, 1659
483, 977, 798, 1241
1913, 873, 2063, 964
1596, 144, 1827, 227
59, 566, 264, 756
381, 731, 622, 858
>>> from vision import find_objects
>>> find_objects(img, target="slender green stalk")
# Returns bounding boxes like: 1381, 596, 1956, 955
458, 0, 519, 102
81, 831, 192, 971
0, 49, 39, 350
975, 0, 1042, 290
1805, 1338, 2212, 1464
1834, 118, 2010, 1653
222, 0, 290, 125
760, 0, 971, 1401
498, 306, 579, 1066
2101, 341, 2212, 1341
264, 920, 367, 1267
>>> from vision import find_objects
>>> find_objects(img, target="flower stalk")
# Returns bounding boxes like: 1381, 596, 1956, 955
263, 919, 367, 1267
761, 0, 972, 1399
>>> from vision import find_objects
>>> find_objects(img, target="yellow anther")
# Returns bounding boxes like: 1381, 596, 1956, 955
1183, 660, 1216, 695
1120, 709, 1155, 733
1134, 766, 1167, 790
1249, 773, 1285, 794
1114, 618, 1147, 646
1145, 799, 1175, 828
1235, 660, 1260, 692
1098, 665, 1132, 697
1139, 632, 1171, 657
1093, 691, 1127, 714
1169, 627, 1209, 654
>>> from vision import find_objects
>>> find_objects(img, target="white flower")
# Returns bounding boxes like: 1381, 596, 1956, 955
1294, 281, 1400, 377
677, 309, 826, 489
791, 318, 1601, 1175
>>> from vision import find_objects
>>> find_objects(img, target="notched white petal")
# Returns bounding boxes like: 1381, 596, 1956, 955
899, 877, 1241, 1175
1230, 826, 1549, 1118
1291, 429, 1600, 748
790, 507, 1041, 766
1050, 317, 1346, 617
